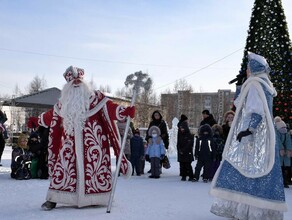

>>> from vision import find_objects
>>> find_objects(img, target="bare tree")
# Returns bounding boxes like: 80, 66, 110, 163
162, 88, 172, 94
89, 78, 97, 90
26, 75, 47, 94
25, 75, 48, 123
173, 79, 193, 92
134, 77, 159, 128
9, 84, 24, 131
115, 87, 132, 98
99, 85, 112, 93
0, 93, 11, 101
13, 84, 23, 97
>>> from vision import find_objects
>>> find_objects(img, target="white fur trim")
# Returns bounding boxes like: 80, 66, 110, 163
102, 105, 132, 177
123, 160, 133, 179
87, 97, 109, 118
46, 189, 111, 207
223, 76, 275, 178
39, 112, 48, 128
209, 186, 287, 212
53, 103, 61, 116
209, 161, 287, 212
116, 105, 126, 121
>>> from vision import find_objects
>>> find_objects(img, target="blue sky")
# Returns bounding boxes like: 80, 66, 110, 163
1, 0, 292, 96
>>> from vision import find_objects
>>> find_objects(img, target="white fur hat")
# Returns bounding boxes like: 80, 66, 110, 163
148, 126, 161, 136
275, 120, 286, 130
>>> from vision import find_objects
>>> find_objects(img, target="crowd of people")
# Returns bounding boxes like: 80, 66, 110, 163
176, 109, 237, 183
0, 54, 291, 219
10, 126, 50, 180
6, 108, 291, 185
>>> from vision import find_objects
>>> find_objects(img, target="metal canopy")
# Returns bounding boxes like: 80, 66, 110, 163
2, 87, 61, 108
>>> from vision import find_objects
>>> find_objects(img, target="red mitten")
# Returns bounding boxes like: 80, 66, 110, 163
122, 106, 135, 118
27, 117, 39, 128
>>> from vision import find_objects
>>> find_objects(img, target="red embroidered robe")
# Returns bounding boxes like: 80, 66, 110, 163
39, 91, 132, 207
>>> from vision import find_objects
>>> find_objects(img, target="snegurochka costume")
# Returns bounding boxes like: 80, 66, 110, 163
210, 52, 287, 220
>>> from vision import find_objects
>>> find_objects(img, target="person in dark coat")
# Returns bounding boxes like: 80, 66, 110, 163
0, 110, 8, 166
0, 110, 8, 139
27, 132, 42, 178
146, 110, 169, 150
177, 120, 194, 181
200, 110, 217, 127
221, 110, 235, 142
193, 124, 216, 182
37, 126, 50, 179
0, 123, 5, 166
27, 120, 50, 179
145, 110, 169, 174
130, 128, 144, 176
177, 114, 189, 176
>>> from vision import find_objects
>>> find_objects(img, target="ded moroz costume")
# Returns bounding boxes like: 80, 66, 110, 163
210, 52, 287, 220
31, 66, 135, 210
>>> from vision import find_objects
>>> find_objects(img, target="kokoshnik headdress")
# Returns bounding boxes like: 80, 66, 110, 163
247, 52, 271, 76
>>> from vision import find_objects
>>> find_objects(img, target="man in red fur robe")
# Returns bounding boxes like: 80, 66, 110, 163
30, 66, 135, 210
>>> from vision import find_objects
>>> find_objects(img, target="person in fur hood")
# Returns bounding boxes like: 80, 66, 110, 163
145, 126, 166, 179
210, 52, 287, 220
274, 116, 292, 188
193, 124, 215, 182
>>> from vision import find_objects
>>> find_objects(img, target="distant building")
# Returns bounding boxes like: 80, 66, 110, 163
161, 89, 235, 129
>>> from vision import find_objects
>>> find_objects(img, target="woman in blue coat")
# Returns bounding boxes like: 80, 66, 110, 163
210, 52, 287, 220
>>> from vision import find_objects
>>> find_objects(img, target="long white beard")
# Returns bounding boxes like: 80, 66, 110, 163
59, 81, 93, 136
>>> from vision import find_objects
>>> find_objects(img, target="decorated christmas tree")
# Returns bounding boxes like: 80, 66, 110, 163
238, 0, 292, 126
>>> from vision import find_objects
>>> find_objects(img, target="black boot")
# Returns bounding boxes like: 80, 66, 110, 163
283, 167, 290, 188
41, 201, 57, 211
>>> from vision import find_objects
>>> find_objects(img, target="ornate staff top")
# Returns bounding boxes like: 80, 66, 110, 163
124, 71, 152, 94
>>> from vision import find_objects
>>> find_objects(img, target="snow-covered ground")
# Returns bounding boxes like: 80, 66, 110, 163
0, 146, 291, 220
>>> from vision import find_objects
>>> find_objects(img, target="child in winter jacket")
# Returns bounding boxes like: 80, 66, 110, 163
145, 126, 166, 179
209, 124, 225, 180
275, 116, 292, 188
11, 133, 32, 180
193, 124, 216, 182
140, 140, 148, 174
130, 128, 145, 176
